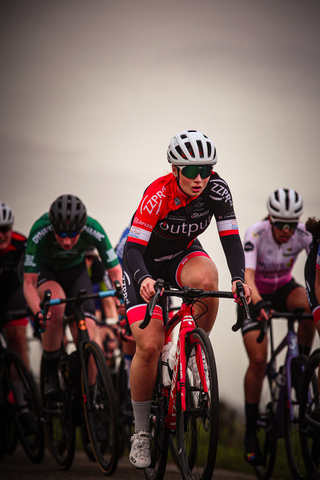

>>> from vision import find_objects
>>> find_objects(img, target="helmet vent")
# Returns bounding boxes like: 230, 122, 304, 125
185, 142, 195, 158
196, 141, 204, 158
206, 142, 212, 158
284, 189, 290, 210
175, 145, 187, 159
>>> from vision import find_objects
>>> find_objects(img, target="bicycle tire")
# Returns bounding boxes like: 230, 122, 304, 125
169, 424, 197, 473
176, 327, 219, 480
81, 340, 120, 475
6, 351, 45, 463
116, 355, 134, 455
144, 362, 169, 480
40, 355, 76, 470
254, 371, 277, 480
284, 354, 308, 480
299, 349, 320, 479
0, 362, 17, 459
80, 423, 96, 462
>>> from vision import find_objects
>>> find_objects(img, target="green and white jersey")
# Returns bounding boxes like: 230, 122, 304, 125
24, 213, 119, 273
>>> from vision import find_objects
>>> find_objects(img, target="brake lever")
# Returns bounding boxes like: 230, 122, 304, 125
139, 278, 165, 330
231, 281, 251, 332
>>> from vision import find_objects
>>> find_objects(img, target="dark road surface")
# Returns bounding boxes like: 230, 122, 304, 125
1, 447, 258, 480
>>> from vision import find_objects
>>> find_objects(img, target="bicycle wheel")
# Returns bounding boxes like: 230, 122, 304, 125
0, 363, 17, 459
169, 425, 197, 473
6, 351, 45, 463
144, 364, 169, 480
299, 349, 320, 479
40, 355, 76, 469
168, 368, 197, 472
254, 372, 277, 480
81, 340, 120, 475
284, 355, 308, 480
116, 355, 134, 455
177, 328, 219, 480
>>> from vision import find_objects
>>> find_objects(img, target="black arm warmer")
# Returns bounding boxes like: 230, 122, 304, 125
219, 234, 245, 283
123, 242, 152, 286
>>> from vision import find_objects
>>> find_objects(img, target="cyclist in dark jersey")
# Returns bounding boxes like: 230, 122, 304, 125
0, 201, 37, 434
121, 130, 252, 468
22, 194, 122, 405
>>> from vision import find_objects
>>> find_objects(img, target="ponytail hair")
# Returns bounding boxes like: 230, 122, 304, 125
305, 217, 320, 239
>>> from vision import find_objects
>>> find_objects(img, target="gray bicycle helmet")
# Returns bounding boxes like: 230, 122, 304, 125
49, 194, 87, 233
167, 130, 217, 166
0, 202, 14, 227
267, 188, 303, 222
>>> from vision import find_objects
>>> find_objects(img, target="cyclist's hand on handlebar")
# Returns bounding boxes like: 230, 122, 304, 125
140, 277, 157, 303
117, 302, 126, 316
34, 310, 51, 332
255, 299, 273, 322
232, 281, 252, 305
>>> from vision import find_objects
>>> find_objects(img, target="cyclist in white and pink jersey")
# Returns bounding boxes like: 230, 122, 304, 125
241, 188, 315, 466
121, 130, 252, 469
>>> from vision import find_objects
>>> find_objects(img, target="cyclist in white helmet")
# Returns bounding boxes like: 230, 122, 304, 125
0, 202, 38, 434
241, 188, 315, 466
121, 129, 252, 468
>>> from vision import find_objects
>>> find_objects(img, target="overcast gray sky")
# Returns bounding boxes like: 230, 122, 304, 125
1, 0, 320, 411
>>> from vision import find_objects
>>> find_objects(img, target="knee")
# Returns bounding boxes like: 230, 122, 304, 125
191, 269, 218, 291
249, 355, 266, 377
137, 341, 162, 364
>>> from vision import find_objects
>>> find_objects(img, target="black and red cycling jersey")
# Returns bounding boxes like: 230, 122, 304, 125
0, 231, 26, 300
0, 231, 28, 322
124, 171, 245, 286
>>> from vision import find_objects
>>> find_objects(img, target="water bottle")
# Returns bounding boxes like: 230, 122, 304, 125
161, 342, 173, 387
168, 344, 177, 376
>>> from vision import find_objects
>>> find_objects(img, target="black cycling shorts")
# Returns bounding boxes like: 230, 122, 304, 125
0, 286, 29, 326
241, 278, 302, 336
122, 242, 210, 326
36, 260, 96, 320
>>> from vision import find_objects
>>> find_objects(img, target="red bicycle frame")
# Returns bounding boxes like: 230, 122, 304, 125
164, 302, 208, 430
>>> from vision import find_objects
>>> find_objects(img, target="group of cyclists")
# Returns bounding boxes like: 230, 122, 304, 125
1, 129, 319, 473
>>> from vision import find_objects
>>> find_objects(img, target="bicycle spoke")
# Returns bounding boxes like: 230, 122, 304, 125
285, 355, 308, 480
40, 355, 75, 470
82, 341, 120, 475
7, 352, 45, 464
299, 350, 320, 478
144, 370, 169, 480
177, 328, 218, 480
254, 373, 277, 480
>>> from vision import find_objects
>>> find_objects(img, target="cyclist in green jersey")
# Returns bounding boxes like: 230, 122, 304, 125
22, 194, 122, 404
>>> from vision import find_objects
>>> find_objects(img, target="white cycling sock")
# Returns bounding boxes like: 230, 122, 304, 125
131, 399, 152, 433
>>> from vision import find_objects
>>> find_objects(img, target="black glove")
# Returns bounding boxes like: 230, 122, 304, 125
254, 300, 272, 318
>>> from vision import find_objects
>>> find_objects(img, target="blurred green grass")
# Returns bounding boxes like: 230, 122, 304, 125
216, 400, 295, 480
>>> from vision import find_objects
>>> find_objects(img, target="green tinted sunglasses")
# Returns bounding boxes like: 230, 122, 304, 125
177, 164, 212, 179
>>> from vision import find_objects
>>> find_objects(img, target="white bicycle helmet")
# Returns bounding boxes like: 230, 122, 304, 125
267, 188, 303, 221
167, 130, 217, 166
0, 202, 14, 227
